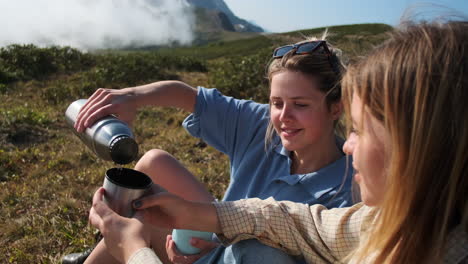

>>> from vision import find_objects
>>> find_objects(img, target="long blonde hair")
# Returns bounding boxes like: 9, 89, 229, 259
342, 21, 468, 263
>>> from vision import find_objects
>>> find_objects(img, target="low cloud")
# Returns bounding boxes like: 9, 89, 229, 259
0, 0, 194, 50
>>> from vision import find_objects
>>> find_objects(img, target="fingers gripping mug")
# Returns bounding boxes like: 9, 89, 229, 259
103, 168, 152, 217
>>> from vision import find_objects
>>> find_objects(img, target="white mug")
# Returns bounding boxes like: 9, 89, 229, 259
172, 229, 214, 255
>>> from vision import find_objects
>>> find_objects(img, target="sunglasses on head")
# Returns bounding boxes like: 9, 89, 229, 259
272, 40, 339, 74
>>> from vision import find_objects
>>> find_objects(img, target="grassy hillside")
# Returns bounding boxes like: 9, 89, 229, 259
156, 23, 391, 60
0, 23, 392, 263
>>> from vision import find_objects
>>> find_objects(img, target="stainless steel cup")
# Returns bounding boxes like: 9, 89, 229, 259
103, 168, 152, 217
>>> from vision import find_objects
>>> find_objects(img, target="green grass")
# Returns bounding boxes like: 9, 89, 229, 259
156, 34, 274, 60
0, 23, 391, 263
155, 23, 392, 61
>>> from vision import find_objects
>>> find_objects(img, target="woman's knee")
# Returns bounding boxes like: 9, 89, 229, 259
135, 149, 194, 184
135, 149, 211, 201
136, 149, 176, 170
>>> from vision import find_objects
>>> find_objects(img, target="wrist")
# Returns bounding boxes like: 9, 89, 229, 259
187, 202, 220, 233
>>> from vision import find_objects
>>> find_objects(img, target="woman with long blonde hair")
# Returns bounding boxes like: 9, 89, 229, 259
87, 20, 468, 264
338, 19, 468, 263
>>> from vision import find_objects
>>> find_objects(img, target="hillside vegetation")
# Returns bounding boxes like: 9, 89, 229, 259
0, 23, 391, 263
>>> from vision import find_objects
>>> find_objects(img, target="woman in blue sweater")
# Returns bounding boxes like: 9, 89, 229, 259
72, 37, 353, 264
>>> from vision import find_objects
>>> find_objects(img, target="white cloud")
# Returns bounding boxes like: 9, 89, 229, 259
0, 0, 195, 50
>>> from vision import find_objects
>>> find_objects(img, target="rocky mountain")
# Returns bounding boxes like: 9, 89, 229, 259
187, 0, 264, 33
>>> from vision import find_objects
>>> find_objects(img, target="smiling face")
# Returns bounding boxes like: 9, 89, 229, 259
269, 70, 340, 156
343, 94, 388, 206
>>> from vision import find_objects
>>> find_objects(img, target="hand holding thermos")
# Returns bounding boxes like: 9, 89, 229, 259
66, 87, 214, 257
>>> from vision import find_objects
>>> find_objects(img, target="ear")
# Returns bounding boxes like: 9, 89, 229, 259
330, 101, 343, 121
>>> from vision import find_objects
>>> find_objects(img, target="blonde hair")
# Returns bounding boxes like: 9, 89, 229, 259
342, 21, 468, 263
265, 32, 346, 148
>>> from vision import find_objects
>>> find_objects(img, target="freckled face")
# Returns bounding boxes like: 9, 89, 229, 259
342, 94, 388, 206
269, 70, 340, 155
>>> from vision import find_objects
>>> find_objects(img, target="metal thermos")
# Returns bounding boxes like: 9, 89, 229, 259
65, 99, 138, 164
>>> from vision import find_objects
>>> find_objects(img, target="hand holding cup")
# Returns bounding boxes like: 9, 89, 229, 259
102, 167, 152, 217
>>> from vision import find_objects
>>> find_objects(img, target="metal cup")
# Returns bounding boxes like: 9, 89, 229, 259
103, 167, 152, 217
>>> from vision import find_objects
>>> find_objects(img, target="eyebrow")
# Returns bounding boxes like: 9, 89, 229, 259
270, 96, 315, 100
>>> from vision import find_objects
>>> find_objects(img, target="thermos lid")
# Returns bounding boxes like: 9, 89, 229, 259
109, 136, 139, 164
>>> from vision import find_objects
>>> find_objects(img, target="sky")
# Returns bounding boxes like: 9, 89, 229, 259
0, 0, 195, 50
0, 0, 466, 50
224, 0, 468, 32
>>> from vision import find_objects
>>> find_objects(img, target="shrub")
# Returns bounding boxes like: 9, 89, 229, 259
0, 83, 7, 93
150, 53, 207, 72
208, 48, 271, 103
0, 106, 51, 128
0, 44, 94, 83
92, 53, 207, 87
0, 65, 19, 84
93, 53, 165, 86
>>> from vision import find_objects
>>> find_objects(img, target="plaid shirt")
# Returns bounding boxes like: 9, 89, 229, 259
127, 199, 468, 264
214, 198, 468, 264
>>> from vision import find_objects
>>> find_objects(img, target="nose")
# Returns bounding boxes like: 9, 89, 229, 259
279, 104, 293, 122
343, 133, 356, 155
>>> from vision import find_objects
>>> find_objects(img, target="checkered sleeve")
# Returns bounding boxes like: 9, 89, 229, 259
127, 247, 163, 264
214, 198, 377, 264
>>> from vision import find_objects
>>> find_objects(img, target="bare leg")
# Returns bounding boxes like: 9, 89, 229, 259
135, 149, 214, 202
135, 149, 214, 263
85, 149, 214, 264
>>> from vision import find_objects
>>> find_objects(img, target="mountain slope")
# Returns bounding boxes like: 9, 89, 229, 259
187, 0, 264, 32
190, 7, 261, 45
157, 23, 393, 60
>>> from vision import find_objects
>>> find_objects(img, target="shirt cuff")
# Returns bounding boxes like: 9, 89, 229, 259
213, 199, 265, 245
127, 247, 162, 264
